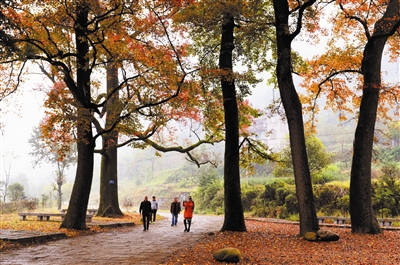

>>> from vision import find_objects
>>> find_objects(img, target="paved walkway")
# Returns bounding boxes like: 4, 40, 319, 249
0, 212, 224, 265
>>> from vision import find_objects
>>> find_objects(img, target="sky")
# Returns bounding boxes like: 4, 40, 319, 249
0, 74, 66, 196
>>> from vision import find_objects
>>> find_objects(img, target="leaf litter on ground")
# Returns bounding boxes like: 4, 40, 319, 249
1, 214, 399, 264
161, 220, 400, 265
0, 212, 142, 252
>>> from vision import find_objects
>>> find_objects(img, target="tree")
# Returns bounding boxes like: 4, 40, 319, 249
41, 194, 49, 210
1, 0, 199, 229
387, 121, 400, 147
85, 1, 222, 218
272, 0, 320, 235
300, 0, 399, 234
1, 151, 16, 202
348, 0, 399, 234
372, 163, 400, 218
192, 168, 224, 214
174, 1, 278, 231
218, 12, 246, 232
94, 64, 123, 217
28, 126, 76, 210
273, 135, 333, 182
38, 58, 124, 217
375, 121, 400, 163
174, 1, 271, 231
8, 182, 25, 202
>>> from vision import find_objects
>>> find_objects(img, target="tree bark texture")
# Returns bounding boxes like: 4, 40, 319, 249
350, 0, 399, 234
273, 0, 319, 236
60, 108, 94, 230
60, 3, 94, 230
219, 13, 246, 232
97, 64, 123, 217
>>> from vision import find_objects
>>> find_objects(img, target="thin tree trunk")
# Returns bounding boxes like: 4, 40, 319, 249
219, 13, 246, 232
57, 181, 62, 210
273, 0, 319, 236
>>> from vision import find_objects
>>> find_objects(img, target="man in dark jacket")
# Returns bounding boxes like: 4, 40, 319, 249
139, 196, 151, 231
170, 197, 181, 226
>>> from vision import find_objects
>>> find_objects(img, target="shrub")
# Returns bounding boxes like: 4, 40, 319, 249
313, 164, 349, 184
23, 197, 38, 212
0, 202, 15, 214
250, 180, 297, 218
372, 163, 400, 218
241, 184, 264, 212
191, 170, 224, 214
314, 184, 349, 215
121, 197, 134, 212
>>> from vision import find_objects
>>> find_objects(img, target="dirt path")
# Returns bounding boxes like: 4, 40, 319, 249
0, 212, 223, 265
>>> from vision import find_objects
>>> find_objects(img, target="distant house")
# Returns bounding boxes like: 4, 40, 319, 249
249, 115, 289, 152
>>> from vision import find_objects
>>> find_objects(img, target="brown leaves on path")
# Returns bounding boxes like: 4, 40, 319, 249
162, 220, 400, 265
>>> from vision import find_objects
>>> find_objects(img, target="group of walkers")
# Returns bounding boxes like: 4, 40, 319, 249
138, 196, 159, 231
139, 195, 195, 232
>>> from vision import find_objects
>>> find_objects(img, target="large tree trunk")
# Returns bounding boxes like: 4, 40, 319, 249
219, 13, 246, 232
60, 108, 94, 229
60, 2, 94, 230
273, 0, 319, 236
98, 135, 122, 217
350, 0, 399, 234
97, 64, 123, 217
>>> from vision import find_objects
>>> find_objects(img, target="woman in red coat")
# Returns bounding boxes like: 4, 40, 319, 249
183, 196, 194, 232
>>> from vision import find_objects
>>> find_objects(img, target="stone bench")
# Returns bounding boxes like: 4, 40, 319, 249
61, 208, 97, 215
377, 218, 399, 227
317, 216, 400, 227
18, 212, 93, 222
317, 216, 350, 225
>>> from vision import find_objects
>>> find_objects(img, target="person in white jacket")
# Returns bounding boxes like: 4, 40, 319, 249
150, 196, 159, 223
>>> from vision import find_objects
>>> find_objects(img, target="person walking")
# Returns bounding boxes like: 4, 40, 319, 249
139, 196, 151, 231
170, 197, 181, 226
150, 196, 158, 223
183, 196, 194, 232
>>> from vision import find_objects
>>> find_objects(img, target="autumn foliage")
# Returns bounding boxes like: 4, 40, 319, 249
300, 0, 400, 123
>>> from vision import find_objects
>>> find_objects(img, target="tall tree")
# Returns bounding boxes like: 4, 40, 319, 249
174, 1, 271, 231
90, 1, 222, 217
61, 1, 96, 229
219, 12, 246, 232
300, 0, 399, 234
1, 0, 218, 226
0, 0, 180, 229
347, 0, 399, 234
272, 0, 320, 235
96, 64, 123, 217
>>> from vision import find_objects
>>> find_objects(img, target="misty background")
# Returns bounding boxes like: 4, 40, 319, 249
1, 40, 398, 208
